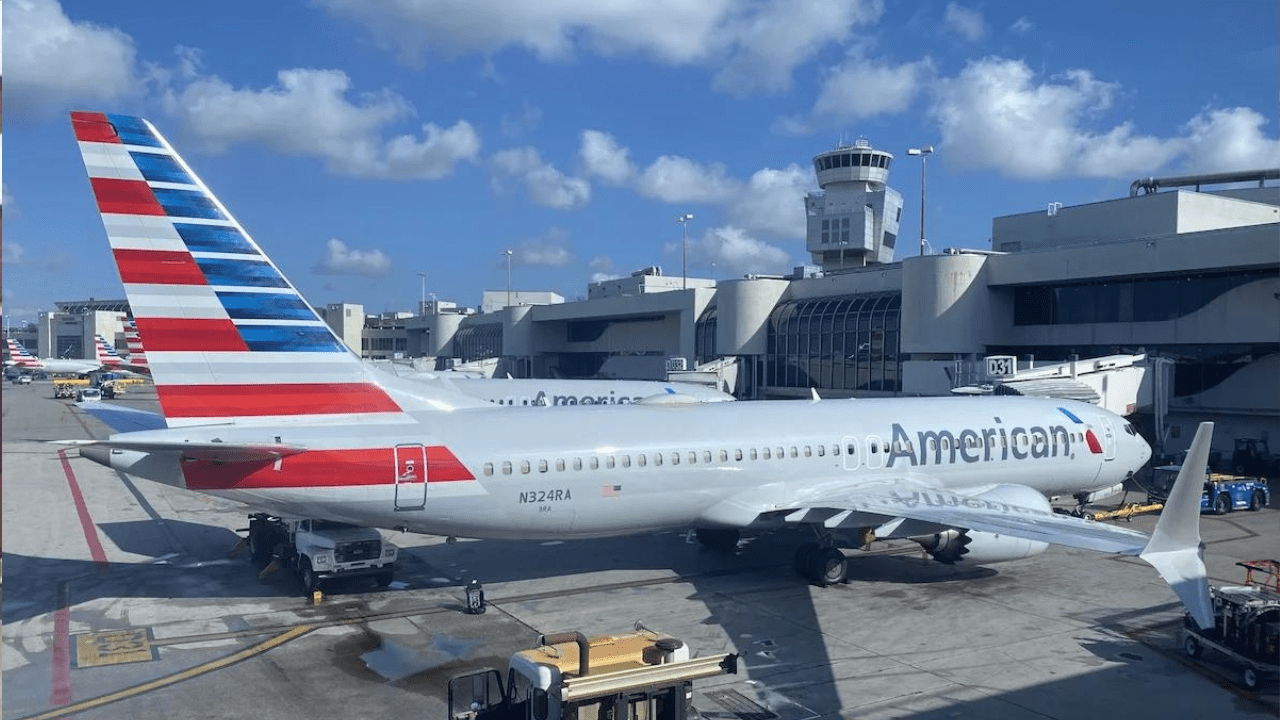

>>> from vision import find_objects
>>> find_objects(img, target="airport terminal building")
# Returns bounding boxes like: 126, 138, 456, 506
13, 143, 1278, 459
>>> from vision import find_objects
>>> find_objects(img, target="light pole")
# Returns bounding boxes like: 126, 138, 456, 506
416, 271, 427, 312
676, 213, 694, 290
503, 249, 514, 308
906, 146, 933, 256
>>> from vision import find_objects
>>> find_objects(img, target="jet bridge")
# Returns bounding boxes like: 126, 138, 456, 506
953, 353, 1167, 419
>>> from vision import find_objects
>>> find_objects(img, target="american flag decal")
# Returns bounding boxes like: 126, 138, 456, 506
602, 485, 622, 497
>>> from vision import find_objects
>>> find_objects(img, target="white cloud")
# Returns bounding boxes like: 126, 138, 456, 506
2, 241, 26, 264
500, 103, 543, 138
711, 0, 885, 95
636, 156, 739, 203
725, 165, 811, 239
811, 57, 934, 123
318, 0, 883, 96
579, 130, 637, 185
1180, 107, 1280, 173
931, 58, 1181, 178
515, 231, 575, 266
491, 147, 591, 210
676, 226, 793, 277
943, 3, 986, 43
314, 239, 393, 277
1010, 16, 1033, 34
4, 0, 144, 116
164, 68, 480, 180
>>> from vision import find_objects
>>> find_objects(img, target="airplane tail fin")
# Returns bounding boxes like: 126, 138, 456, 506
122, 320, 151, 374
95, 335, 124, 368
1139, 422, 1215, 629
7, 339, 40, 367
70, 111, 469, 426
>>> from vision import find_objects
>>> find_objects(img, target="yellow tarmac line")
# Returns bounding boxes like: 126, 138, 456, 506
18, 624, 313, 720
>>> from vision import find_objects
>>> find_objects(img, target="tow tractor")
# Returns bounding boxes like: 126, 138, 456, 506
448, 624, 737, 720
1180, 560, 1280, 691
1147, 465, 1269, 515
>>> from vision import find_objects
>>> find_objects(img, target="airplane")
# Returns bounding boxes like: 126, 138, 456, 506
64, 111, 1214, 628
95, 334, 149, 377
5, 338, 104, 375
370, 363, 735, 405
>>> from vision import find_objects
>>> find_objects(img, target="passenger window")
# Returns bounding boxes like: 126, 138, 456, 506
847, 444, 855, 456
520, 461, 531, 474
750, 449, 758, 461
483, 462, 494, 476
637, 454, 646, 467
620, 455, 631, 468
688, 452, 697, 464
590, 457, 599, 470
734, 449, 743, 461
655, 453, 663, 466
556, 459, 565, 471
790, 447, 798, 458
573, 458, 582, 471
671, 453, 680, 466
833, 444, 841, 456
502, 461, 512, 475
804, 446, 812, 457
762, 448, 771, 460
703, 451, 712, 463
606, 456, 616, 469
538, 459, 548, 473
817, 445, 825, 457
719, 450, 728, 462
775, 447, 784, 459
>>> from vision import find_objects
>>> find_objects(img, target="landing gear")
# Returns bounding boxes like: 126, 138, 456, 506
792, 537, 848, 587
695, 528, 741, 553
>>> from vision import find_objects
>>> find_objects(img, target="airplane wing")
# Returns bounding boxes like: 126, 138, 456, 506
76, 401, 168, 433
780, 478, 1149, 554
60, 437, 308, 463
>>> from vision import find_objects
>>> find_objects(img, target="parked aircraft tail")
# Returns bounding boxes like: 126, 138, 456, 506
122, 320, 150, 373
71, 111, 481, 426
6, 339, 41, 367
95, 335, 125, 368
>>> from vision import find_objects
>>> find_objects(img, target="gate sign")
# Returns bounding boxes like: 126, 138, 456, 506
985, 355, 1017, 379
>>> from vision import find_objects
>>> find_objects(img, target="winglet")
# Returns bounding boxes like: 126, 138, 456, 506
1139, 422, 1215, 629
810, 388, 821, 403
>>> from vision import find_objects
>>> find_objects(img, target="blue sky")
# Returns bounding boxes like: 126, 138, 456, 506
3, 0, 1278, 321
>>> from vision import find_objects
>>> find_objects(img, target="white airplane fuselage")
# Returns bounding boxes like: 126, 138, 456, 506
93, 396, 1149, 541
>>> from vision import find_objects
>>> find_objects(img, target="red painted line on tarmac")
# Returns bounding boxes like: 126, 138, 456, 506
50, 605, 71, 710
58, 449, 109, 569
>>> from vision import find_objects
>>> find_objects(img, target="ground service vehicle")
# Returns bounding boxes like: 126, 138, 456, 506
449, 626, 737, 720
246, 513, 399, 593
54, 378, 91, 398
1233, 438, 1280, 476
1182, 561, 1280, 690
1148, 465, 1269, 514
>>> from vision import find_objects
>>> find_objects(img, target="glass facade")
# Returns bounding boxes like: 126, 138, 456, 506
695, 305, 717, 364
765, 293, 901, 392
453, 323, 503, 362
1013, 268, 1276, 325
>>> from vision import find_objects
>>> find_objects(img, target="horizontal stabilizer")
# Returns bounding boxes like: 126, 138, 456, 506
76, 401, 168, 433
1140, 422, 1215, 629
76, 437, 307, 464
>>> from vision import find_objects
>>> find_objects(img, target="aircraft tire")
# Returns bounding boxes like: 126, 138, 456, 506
1214, 493, 1231, 515
815, 547, 848, 586
1183, 634, 1202, 659
375, 571, 394, 588
794, 543, 820, 579
695, 528, 740, 553
1249, 491, 1265, 511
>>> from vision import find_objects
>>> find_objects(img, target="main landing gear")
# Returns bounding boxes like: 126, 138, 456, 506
794, 540, 848, 587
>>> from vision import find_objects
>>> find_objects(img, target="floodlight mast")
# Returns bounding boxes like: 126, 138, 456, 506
676, 213, 694, 290
906, 146, 934, 256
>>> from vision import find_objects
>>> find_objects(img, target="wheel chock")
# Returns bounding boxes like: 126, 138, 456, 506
257, 559, 281, 581
311, 590, 323, 605
227, 536, 248, 557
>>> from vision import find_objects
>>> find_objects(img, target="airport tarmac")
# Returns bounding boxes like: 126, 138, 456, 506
2, 380, 1276, 719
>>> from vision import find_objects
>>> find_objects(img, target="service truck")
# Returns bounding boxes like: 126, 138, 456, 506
1181, 560, 1279, 690
1148, 465, 1269, 514
245, 513, 399, 593
449, 625, 737, 720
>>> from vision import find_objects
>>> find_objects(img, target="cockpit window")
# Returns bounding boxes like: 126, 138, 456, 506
1123, 422, 1136, 436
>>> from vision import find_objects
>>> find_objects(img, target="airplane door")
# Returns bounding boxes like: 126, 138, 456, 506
841, 436, 860, 470
1099, 419, 1116, 461
394, 444, 427, 510
864, 436, 886, 470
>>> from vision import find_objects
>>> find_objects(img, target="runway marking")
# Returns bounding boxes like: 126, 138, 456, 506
73, 628, 159, 668
18, 625, 313, 720
57, 449, 109, 570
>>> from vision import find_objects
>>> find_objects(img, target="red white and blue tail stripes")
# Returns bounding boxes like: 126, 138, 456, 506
73, 111, 407, 427
6, 339, 42, 368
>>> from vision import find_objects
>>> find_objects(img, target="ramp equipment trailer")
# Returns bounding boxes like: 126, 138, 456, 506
1181, 560, 1279, 691
1147, 465, 1269, 515
449, 624, 737, 720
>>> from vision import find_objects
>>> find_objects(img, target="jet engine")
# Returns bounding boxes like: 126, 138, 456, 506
912, 484, 1052, 564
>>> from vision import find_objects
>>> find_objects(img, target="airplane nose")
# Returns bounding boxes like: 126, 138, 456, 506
1136, 434, 1152, 467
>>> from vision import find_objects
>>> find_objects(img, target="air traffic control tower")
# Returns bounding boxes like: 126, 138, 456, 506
805, 139, 903, 270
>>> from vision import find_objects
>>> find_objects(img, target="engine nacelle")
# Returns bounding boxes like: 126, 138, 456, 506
912, 484, 1052, 564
